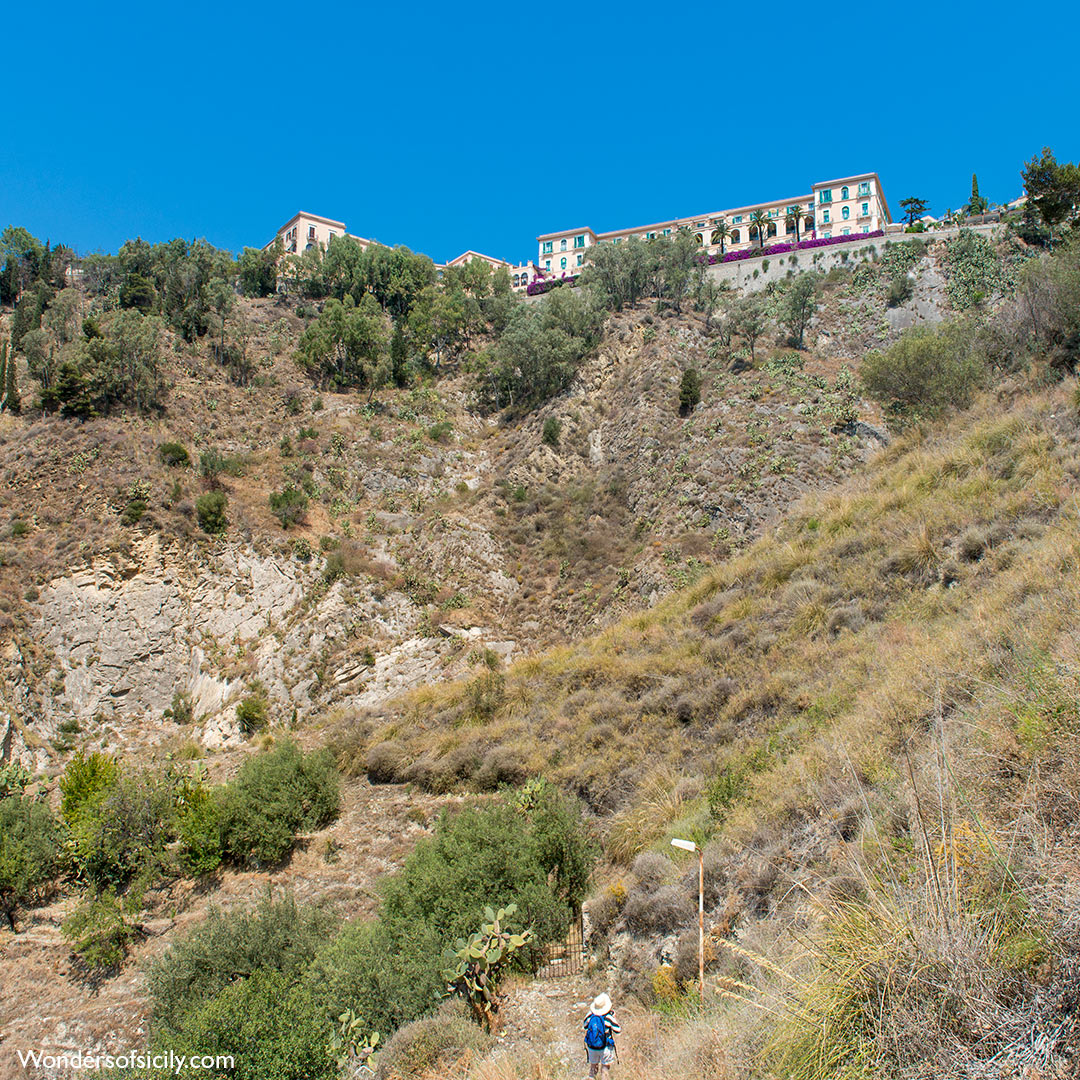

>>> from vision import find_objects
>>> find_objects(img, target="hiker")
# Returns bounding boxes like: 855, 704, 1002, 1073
583, 992, 620, 1079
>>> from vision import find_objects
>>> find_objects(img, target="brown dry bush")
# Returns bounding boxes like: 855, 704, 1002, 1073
624, 882, 694, 934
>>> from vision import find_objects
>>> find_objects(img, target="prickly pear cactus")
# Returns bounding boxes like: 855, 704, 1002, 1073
328, 1008, 379, 1076
442, 903, 532, 1032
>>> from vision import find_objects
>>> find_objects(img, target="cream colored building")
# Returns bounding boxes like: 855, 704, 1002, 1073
536, 172, 891, 267
439, 250, 542, 291
265, 212, 374, 255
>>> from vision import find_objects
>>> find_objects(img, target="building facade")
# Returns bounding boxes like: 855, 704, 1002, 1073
264, 212, 374, 255
266, 173, 890, 295
535, 172, 891, 268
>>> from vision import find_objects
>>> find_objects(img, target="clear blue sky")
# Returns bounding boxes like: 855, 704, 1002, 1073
4, 0, 1077, 265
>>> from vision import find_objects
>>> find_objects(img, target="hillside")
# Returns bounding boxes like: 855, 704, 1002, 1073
0, 239, 952, 765
2, 219, 1077, 1080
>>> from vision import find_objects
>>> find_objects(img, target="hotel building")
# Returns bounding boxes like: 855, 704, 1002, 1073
535, 173, 891, 273
265, 214, 541, 291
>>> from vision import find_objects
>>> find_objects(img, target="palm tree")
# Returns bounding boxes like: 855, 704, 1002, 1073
786, 205, 805, 246
710, 218, 731, 256
749, 210, 769, 251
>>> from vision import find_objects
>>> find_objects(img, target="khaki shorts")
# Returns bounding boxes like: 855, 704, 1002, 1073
587, 1046, 615, 1066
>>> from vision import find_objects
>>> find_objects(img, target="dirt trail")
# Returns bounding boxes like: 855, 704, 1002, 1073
493, 974, 599, 1076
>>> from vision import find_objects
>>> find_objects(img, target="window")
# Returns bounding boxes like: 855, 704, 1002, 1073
576, 254, 583, 266
805, 217, 814, 231
819, 190, 832, 204
711, 229, 723, 245
767, 222, 777, 237
749, 226, 759, 241
822, 209, 830, 224
862, 226, 870, 234
842, 206, 850, 220
858, 181, 870, 196
513, 274, 520, 286
646, 231, 656, 240
560, 238, 567, 251
662, 228, 671, 235
807, 202, 814, 211
612, 237, 621, 245
841, 186, 849, 200
730, 229, 740, 243
695, 233, 704, 246
545, 259, 551, 269
574, 234, 586, 248
308, 225, 317, 239
560, 257, 567, 270
861, 202, 869, 217
542, 241, 553, 254
822, 231, 831, 239
733, 215, 742, 223
841, 227, 850, 235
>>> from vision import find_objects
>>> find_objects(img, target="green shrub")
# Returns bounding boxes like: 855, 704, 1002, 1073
176, 782, 225, 876
269, 486, 309, 529
61, 889, 137, 970
221, 743, 341, 866
68, 769, 177, 889
235, 692, 269, 735
60, 750, 120, 827
0, 762, 32, 798
164, 690, 194, 725
861, 323, 984, 421
11, 519, 29, 538
887, 274, 914, 307
679, 368, 702, 416
148, 891, 336, 1040
0, 794, 62, 930
541, 416, 561, 446
196, 491, 228, 534
303, 918, 447, 1044
427, 420, 453, 443
120, 499, 147, 526
158, 441, 191, 467
155, 969, 331, 1080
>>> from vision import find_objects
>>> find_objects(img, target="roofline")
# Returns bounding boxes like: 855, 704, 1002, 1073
537, 193, 818, 243
271, 211, 348, 236
536, 228, 597, 241
813, 173, 891, 223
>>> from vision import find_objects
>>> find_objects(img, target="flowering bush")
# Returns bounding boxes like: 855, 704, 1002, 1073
707, 230, 885, 265
526, 273, 580, 296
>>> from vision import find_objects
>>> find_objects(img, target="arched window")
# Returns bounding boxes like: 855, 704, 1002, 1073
842, 206, 850, 220
785, 220, 796, 234
695, 233, 704, 246
513, 274, 520, 286
841, 186, 849, 200
730, 229, 740, 244
560, 238, 567, 251
560, 257, 567, 270
711, 229, 723, 245
767, 222, 777, 238
749, 226, 759, 241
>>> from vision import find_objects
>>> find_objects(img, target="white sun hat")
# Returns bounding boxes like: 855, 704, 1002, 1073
590, 992, 612, 1016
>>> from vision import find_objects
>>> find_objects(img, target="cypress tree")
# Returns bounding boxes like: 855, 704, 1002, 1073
4, 344, 20, 414
0, 339, 7, 410
971, 173, 979, 202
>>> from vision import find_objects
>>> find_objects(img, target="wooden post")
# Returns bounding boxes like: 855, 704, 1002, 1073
698, 847, 705, 1007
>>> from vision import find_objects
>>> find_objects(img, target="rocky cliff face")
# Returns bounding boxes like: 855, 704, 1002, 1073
1, 243, 968, 768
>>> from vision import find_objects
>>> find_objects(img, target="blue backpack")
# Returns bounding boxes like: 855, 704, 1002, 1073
585, 1013, 607, 1050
